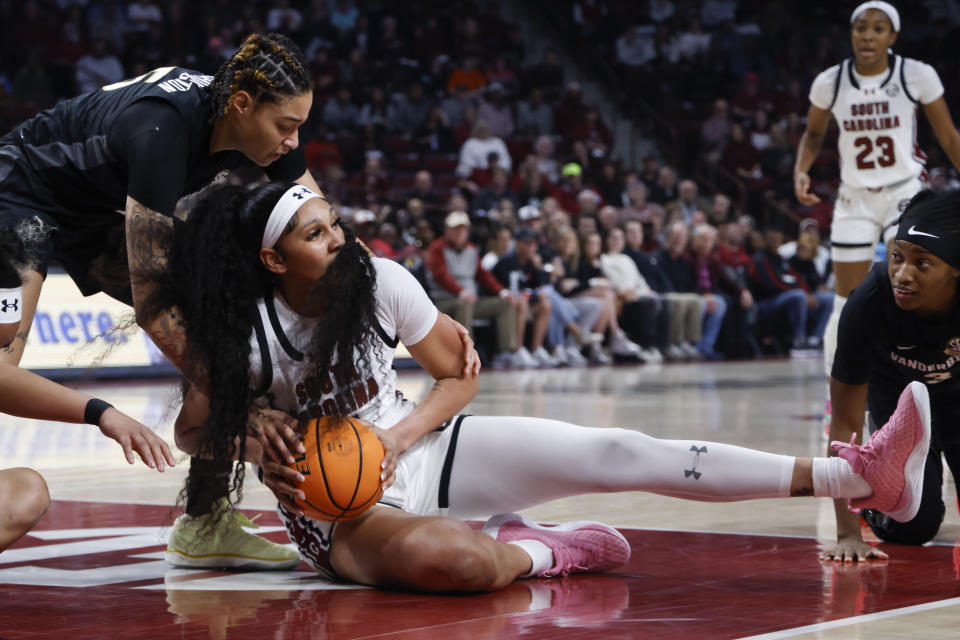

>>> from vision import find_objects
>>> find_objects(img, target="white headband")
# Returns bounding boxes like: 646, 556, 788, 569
0, 287, 22, 324
261, 185, 323, 249
850, 1, 900, 32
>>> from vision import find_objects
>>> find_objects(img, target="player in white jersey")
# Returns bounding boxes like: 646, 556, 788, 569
166, 181, 930, 590
794, 2, 960, 383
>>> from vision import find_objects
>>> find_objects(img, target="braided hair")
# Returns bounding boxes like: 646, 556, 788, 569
210, 33, 311, 120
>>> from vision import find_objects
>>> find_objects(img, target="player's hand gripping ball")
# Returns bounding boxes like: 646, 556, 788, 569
287, 416, 385, 521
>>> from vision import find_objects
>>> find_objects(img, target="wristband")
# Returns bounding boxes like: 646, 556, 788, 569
84, 398, 114, 426
0, 287, 22, 323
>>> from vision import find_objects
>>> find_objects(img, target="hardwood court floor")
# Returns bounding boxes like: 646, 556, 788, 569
2, 358, 960, 639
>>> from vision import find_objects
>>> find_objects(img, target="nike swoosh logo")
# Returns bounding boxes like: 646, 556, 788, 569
897, 345, 917, 350
907, 225, 940, 239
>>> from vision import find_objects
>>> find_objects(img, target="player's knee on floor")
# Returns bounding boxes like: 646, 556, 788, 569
393, 518, 500, 591
2, 468, 50, 529
864, 506, 943, 546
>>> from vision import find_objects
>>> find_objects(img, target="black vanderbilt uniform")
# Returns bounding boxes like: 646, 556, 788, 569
833, 263, 960, 544
0, 66, 305, 301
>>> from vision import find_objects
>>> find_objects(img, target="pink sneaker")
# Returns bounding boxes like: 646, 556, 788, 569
483, 513, 631, 578
830, 381, 931, 523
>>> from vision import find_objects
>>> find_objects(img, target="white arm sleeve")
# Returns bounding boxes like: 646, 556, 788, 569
809, 65, 840, 111
906, 58, 945, 105
373, 258, 439, 347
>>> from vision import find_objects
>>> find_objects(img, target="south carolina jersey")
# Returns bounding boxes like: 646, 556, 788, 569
809, 55, 943, 190
248, 258, 439, 428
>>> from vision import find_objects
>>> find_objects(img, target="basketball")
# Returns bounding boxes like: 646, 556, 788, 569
288, 416, 385, 521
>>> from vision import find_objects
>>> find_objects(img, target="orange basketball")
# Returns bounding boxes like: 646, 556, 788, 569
288, 416, 385, 521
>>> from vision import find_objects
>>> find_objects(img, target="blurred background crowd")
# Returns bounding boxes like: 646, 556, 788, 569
3, 0, 959, 366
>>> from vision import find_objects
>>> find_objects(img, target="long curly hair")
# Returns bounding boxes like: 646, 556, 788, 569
210, 32, 311, 120
143, 181, 381, 515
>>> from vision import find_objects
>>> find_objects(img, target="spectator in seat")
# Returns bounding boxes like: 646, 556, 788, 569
750, 226, 824, 354
474, 167, 518, 215
415, 105, 457, 154
554, 81, 587, 140
447, 56, 487, 93
624, 220, 702, 360
456, 119, 512, 177
492, 228, 560, 367
701, 98, 732, 164
477, 82, 515, 140
322, 88, 359, 131
481, 226, 513, 271
689, 224, 754, 359
650, 165, 678, 204
525, 47, 565, 100
425, 211, 534, 368
616, 25, 657, 68
517, 88, 553, 137
75, 38, 124, 94
394, 83, 432, 135
601, 227, 666, 362
357, 87, 394, 148
441, 84, 474, 130
533, 136, 560, 182
788, 230, 833, 349
669, 179, 710, 226
731, 71, 773, 121
565, 230, 644, 362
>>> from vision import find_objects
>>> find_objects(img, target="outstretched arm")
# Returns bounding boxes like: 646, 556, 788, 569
0, 363, 175, 471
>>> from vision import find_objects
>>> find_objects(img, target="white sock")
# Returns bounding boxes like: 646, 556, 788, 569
823, 294, 846, 377
507, 539, 553, 577
811, 457, 871, 499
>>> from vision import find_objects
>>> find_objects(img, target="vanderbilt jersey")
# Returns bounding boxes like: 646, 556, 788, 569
832, 263, 960, 400
248, 258, 439, 428
809, 55, 944, 190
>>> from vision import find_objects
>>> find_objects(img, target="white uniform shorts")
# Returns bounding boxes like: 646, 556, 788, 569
831, 176, 922, 262
277, 415, 466, 581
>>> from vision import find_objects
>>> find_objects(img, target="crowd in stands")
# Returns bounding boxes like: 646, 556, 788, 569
558, 0, 960, 231
10, 0, 946, 366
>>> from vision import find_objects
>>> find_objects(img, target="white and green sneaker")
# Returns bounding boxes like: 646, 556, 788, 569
165, 502, 299, 571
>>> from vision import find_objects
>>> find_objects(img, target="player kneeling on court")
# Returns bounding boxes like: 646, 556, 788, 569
824, 188, 960, 562
165, 182, 930, 591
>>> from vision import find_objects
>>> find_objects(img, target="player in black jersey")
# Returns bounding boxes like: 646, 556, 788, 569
824, 188, 960, 562
0, 32, 319, 570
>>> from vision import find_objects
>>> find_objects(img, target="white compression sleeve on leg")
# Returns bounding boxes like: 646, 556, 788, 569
823, 294, 846, 377
445, 416, 797, 520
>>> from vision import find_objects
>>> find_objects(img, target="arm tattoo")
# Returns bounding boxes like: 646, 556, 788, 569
0, 331, 28, 354
125, 199, 173, 277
